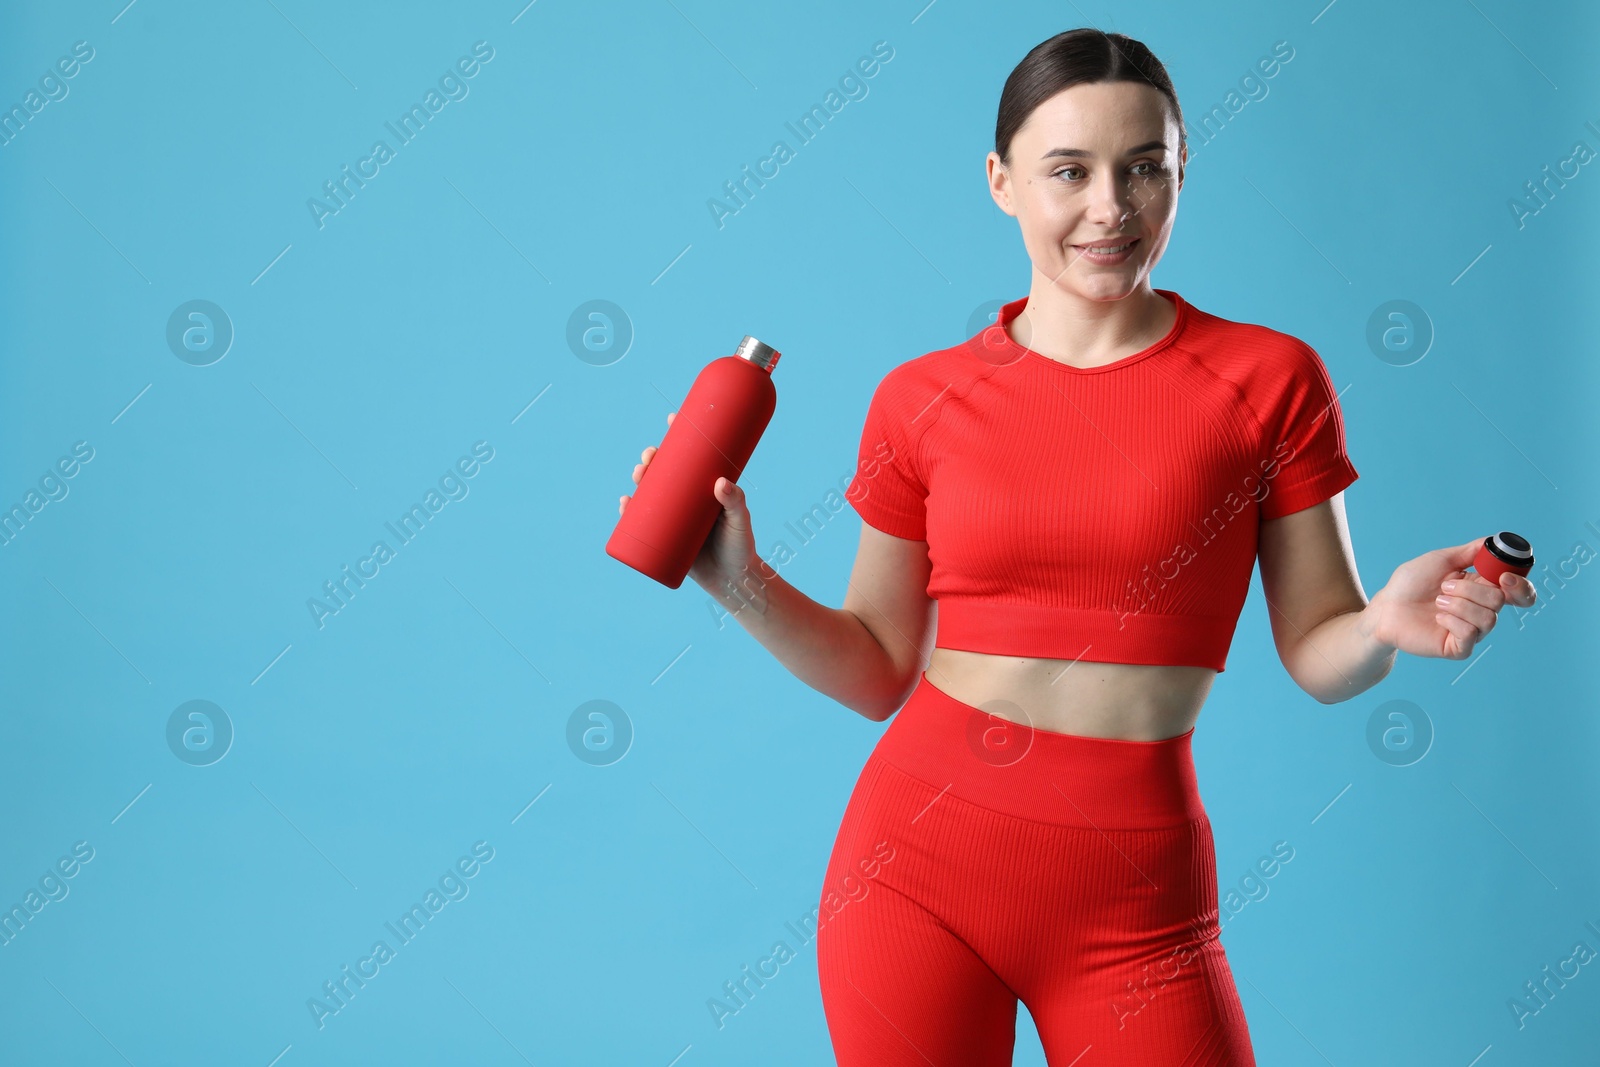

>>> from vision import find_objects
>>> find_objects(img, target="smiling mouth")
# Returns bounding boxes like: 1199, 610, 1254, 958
1075, 238, 1139, 254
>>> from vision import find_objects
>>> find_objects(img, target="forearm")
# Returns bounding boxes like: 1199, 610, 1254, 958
1286, 604, 1398, 704
700, 556, 905, 721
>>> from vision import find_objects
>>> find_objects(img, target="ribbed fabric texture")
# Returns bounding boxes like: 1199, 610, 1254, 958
844, 289, 1359, 672
816, 677, 1257, 1065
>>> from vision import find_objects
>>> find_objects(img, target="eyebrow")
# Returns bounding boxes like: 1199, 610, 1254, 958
1041, 140, 1167, 160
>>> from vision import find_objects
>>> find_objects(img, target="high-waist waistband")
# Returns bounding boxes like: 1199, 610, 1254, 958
871, 672, 1207, 830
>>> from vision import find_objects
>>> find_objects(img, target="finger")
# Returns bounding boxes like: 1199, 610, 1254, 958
1505, 572, 1538, 608
1433, 609, 1479, 655
618, 494, 627, 516
667, 411, 676, 424
632, 462, 644, 484
1442, 575, 1504, 613
1437, 592, 1496, 635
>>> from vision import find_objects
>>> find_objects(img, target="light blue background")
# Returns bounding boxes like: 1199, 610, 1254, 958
2, 1, 1596, 1064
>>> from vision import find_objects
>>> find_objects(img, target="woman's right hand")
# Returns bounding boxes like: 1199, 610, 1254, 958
619, 411, 763, 596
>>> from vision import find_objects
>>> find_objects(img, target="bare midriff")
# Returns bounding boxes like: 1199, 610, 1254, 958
924, 647, 1217, 741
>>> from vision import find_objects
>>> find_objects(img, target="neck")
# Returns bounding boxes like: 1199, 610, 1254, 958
1010, 281, 1172, 368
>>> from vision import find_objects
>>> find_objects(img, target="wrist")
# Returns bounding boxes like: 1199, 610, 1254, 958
1354, 589, 1399, 654
705, 552, 776, 618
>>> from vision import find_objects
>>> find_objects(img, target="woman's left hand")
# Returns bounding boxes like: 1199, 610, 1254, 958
1367, 537, 1538, 660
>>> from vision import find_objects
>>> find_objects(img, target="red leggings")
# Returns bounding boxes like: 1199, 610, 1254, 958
817, 674, 1256, 1065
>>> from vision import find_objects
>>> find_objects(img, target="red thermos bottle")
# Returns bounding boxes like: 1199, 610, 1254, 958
606, 336, 781, 588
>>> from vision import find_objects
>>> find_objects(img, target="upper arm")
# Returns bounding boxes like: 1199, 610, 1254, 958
841, 366, 938, 716
842, 523, 936, 718
1257, 494, 1367, 678
1253, 335, 1366, 684
1256, 339, 1359, 522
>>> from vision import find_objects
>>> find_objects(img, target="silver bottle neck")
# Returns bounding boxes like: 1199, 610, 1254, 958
736, 335, 781, 374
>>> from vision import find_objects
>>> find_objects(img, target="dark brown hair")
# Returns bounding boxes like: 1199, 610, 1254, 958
995, 29, 1184, 168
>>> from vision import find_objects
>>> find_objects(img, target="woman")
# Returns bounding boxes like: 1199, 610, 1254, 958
620, 28, 1537, 1066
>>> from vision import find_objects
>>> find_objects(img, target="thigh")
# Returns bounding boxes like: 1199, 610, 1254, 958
1021, 817, 1257, 1067
1033, 937, 1255, 1067
816, 757, 1019, 1067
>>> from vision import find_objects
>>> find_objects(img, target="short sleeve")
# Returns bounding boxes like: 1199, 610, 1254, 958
845, 371, 928, 540
1258, 341, 1359, 521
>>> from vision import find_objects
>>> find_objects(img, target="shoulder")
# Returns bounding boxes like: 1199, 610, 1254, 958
878, 335, 987, 385
1184, 298, 1317, 362
865, 338, 993, 420
1179, 298, 1333, 391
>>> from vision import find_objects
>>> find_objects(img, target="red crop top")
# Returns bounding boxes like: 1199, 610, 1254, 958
845, 289, 1358, 672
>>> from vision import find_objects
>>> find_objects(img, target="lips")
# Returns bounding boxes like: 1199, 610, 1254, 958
1075, 238, 1139, 254
1068, 236, 1145, 265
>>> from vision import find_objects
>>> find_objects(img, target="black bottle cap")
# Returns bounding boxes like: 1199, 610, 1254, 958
1484, 531, 1533, 566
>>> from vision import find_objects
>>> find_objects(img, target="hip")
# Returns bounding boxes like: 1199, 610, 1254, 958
874, 669, 1209, 829
824, 674, 1220, 939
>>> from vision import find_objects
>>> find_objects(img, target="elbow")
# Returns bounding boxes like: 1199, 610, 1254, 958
841, 700, 893, 723
1287, 663, 1361, 705
1280, 664, 1349, 706
1300, 665, 1393, 705
833, 677, 899, 722
854, 689, 906, 723
840, 609, 923, 723
853, 674, 921, 723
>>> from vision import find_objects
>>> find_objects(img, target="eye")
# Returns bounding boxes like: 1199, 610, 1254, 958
1131, 161, 1167, 177
1051, 165, 1084, 181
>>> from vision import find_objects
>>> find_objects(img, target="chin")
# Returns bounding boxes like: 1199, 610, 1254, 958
1061, 274, 1140, 300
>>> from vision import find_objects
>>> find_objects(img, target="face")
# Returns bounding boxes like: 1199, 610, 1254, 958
986, 80, 1185, 302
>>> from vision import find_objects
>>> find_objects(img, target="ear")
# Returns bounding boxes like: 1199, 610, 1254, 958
986, 151, 1018, 218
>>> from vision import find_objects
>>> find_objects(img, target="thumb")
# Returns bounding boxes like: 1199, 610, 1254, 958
1441, 536, 1486, 578
715, 477, 750, 526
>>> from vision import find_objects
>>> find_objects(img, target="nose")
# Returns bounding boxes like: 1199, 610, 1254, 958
1085, 169, 1137, 227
